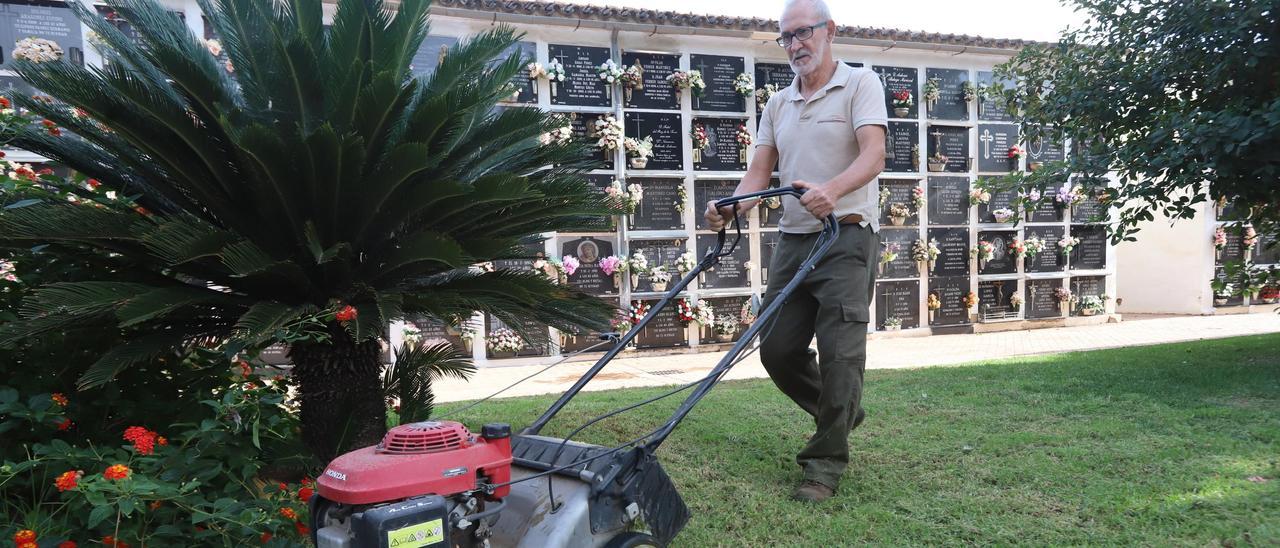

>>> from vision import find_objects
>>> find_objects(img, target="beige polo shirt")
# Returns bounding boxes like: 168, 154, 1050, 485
757, 62, 888, 233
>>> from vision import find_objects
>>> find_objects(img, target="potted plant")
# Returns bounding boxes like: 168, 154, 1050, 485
972, 240, 995, 271
624, 135, 654, 169
912, 238, 941, 275
962, 292, 979, 318
1053, 287, 1074, 315
1212, 282, 1233, 306
888, 202, 911, 226
1053, 183, 1085, 217
620, 61, 644, 103
486, 327, 525, 358
883, 317, 902, 331
606, 178, 643, 223
1024, 237, 1046, 264
927, 292, 941, 323
733, 73, 754, 97
923, 77, 941, 109
600, 255, 626, 289
610, 310, 634, 336
666, 69, 706, 105
627, 251, 649, 289
1009, 293, 1024, 311
690, 122, 710, 163
992, 207, 1016, 224
593, 114, 625, 161
598, 59, 622, 87
912, 185, 927, 212
755, 83, 779, 111
695, 300, 715, 330
735, 124, 753, 163
927, 151, 949, 172
1058, 235, 1080, 256
1259, 285, 1279, 304
879, 242, 901, 276
1008, 238, 1027, 262
1007, 145, 1024, 169
675, 251, 697, 279
962, 80, 978, 104
546, 58, 566, 95
892, 89, 913, 117
969, 188, 992, 207
648, 265, 672, 292
712, 315, 739, 342
1079, 295, 1105, 316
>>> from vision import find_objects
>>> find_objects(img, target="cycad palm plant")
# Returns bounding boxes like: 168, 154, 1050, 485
0, 0, 611, 460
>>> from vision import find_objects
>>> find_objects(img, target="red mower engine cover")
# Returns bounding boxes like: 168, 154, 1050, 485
317, 421, 512, 505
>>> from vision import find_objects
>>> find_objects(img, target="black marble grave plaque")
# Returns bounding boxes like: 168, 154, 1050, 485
927, 125, 970, 173
560, 297, 617, 353
886, 122, 919, 173
880, 229, 920, 279
1024, 226, 1065, 273
1212, 267, 1245, 306
880, 179, 922, 227
978, 188, 1019, 224
696, 234, 751, 289
628, 178, 685, 231
4, 3, 84, 68
877, 280, 919, 330
927, 177, 970, 226
634, 299, 689, 349
575, 174, 618, 232
928, 228, 970, 277
976, 71, 1015, 122
404, 315, 466, 352
754, 62, 795, 110
874, 66, 919, 120
1071, 189, 1107, 224
929, 276, 970, 326
978, 280, 1018, 319
1027, 189, 1066, 223
700, 296, 750, 344
549, 44, 613, 107
621, 51, 680, 110
0, 75, 35, 98
410, 35, 458, 79
497, 41, 537, 104
1216, 225, 1247, 265
628, 239, 686, 293
1070, 225, 1107, 270
569, 112, 615, 170
625, 111, 684, 171
977, 231, 1017, 275
1070, 275, 1106, 305
690, 54, 746, 113
925, 68, 969, 121
1218, 197, 1242, 221
562, 235, 618, 296
1026, 278, 1065, 319
760, 231, 780, 285
695, 179, 740, 230
976, 124, 1020, 173
485, 316, 549, 358
1254, 233, 1280, 265
693, 117, 749, 171
1025, 125, 1066, 165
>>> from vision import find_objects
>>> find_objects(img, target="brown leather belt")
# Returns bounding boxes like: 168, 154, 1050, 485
838, 213, 864, 225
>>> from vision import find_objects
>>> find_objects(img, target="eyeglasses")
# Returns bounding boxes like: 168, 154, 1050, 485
775, 22, 825, 48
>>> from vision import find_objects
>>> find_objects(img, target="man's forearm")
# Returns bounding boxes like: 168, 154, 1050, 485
825, 145, 885, 200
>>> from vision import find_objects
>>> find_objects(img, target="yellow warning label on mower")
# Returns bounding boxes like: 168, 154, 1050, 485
387, 518, 444, 547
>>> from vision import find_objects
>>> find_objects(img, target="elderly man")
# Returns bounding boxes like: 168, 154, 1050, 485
704, 0, 887, 502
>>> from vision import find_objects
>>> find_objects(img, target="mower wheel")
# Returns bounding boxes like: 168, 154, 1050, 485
604, 532, 663, 548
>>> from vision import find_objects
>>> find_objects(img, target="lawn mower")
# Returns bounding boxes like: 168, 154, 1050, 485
310, 187, 840, 548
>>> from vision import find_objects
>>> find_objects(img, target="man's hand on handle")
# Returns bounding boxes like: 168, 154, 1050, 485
792, 180, 838, 220
703, 200, 738, 232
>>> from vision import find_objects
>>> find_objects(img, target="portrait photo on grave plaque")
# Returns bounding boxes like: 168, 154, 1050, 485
976, 71, 1015, 122
621, 51, 680, 110
928, 276, 970, 326
1025, 278, 1066, 319
927, 177, 970, 226
548, 44, 613, 107
561, 235, 618, 296
880, 179, 922, 227
624, 111, 684, 171
976, 124, 1020, 173
874, 65, 919, 120
927, 125, 971, 173
568, 112, 614, 170
700, 296, 750, 344
693, 117, 750, 171
628, 239, 687, 293
927, 228, 970, 278
978, 280, 1019, 321
977, 231, 1018, 275
634, 299, 689, 349
696, 234, 751, 289
690, 54, 746, 113
876, 280, 920, 330
879, 229, 919, 279
925, 68, 969, 121
885, 122, 920, 173
627, 178, 685, 231
1024, 226, 1065, 273
695, 179, 741, 230
1070, 225, 1107, 270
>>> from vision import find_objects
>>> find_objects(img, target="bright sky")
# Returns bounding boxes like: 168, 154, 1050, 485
547, 0, 1090, 42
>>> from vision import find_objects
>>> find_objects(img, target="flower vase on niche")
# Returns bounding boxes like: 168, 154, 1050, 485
1059, 301, 1070, 316
652, 281, 668, 292
630, 273, 640, 289
928, 309, 935, 323
692, 148, 701, 164
739, 148, 747, 164
612, 272, 622, 289
630, 157, 648, 169
894, 107, 909, 117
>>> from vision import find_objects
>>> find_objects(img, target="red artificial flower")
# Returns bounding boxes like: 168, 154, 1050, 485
50, 393, 69, 406
19, 542, 37, 548
103, 464, 131, 481
279, 507, 297, 520
41, 119, 55, 128
244, 382, 257, 390
260, 532, 272, 543
0, 96, 11, 108
123, 426, 158, 455
101, 535, 130, 548
74, 107, 89, 118
58, 541, 77, 548
55, 470, 81, 491
86, 178, 101, 189
14, 530, 37, 544
157, 436, 167, 446
134, 206, 151, 216
57, 418, 74, 431
149, 500, 162, 510
294, 521, 310, 536
0, 150, 6, 157
278, 482, 289, 492
334, 305, 357, 322
298, 486, 314, 503
301, 476, 314, 487
48, 127, 62, 136
37, 168, 53, 175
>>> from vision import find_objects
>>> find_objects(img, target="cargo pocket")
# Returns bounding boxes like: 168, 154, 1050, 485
840, 303, 870, 323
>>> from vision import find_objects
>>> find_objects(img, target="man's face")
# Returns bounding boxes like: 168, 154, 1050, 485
780, 6, 831, 77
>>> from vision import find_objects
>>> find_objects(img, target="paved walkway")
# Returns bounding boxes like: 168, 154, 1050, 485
433, 312, 1280, 403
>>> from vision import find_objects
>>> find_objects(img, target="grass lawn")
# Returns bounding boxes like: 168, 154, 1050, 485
448, 334, 1280, 546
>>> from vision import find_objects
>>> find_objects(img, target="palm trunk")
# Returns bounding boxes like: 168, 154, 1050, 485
289, 324, 386, 462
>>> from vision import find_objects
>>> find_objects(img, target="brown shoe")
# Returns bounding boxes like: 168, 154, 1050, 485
791, 480, 835, 502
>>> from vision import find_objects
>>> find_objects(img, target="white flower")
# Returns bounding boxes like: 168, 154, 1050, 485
743, 261, 755, 270
203, 39, 223, 57
13, 37, 63, 63
105, 191, 117, 200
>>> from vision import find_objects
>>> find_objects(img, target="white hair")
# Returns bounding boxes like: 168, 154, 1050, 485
781, 0, 833, 25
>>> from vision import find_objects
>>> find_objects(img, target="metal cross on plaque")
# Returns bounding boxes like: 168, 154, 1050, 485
980, 129, 993, 159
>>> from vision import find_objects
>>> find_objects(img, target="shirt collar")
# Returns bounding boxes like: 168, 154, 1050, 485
786, 60, 852, 102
